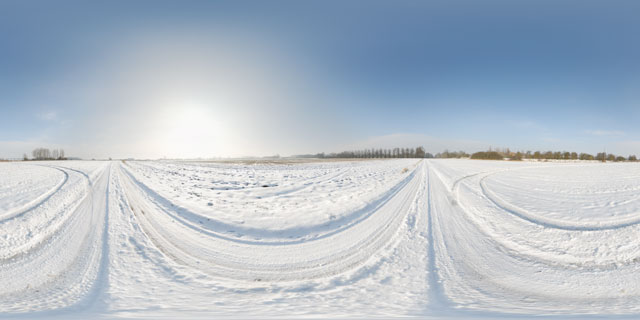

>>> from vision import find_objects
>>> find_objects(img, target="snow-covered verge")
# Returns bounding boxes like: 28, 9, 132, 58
1, 159, 640, 318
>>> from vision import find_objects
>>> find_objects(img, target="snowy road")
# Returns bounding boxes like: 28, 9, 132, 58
1, 159, 640, 318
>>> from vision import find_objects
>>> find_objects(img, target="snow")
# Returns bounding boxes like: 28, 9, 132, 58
123, 159, 420, 240
0, 163, 65, 219
1, 159, 640, 318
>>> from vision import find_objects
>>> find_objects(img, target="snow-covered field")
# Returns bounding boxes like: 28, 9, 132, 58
2, 159, 640, 318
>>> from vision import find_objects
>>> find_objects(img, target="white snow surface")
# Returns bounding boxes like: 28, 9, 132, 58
1, 159, 640, 318
0, 163, 65, 219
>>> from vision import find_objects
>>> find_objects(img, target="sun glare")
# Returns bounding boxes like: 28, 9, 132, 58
158, 101, 227, 158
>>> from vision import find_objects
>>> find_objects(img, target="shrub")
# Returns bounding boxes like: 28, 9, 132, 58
471, 151, 504, 160
510, 152, 523, 161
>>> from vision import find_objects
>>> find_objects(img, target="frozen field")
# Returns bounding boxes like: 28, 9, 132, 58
1, 159, 640, 318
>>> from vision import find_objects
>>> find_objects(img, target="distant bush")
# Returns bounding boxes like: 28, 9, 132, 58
436, 150, 469, 158
579, 153, 595, 160
471, 151, 504, 160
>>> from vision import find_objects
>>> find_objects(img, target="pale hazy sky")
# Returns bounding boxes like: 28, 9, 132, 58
1, 1, 640, 159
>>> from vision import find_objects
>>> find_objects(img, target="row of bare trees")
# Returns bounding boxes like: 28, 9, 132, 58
473, 148, 638, 162
26, 148, 66, 160
513, 150, 636, 162
320, 147, 428, 158
319, 148, 473, 159
318, 146, 638, 162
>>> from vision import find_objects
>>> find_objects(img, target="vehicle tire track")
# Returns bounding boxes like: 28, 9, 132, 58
119, 162, 420, 244
0, 164, 110, 313
480, 173, 640, 231
0, 165, 69, 222
116, 161, 424, 282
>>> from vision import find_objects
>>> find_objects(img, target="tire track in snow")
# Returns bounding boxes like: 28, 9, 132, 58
82, 162, 112, 312
445, 177, 640, 276
120, 162, 420, 244
480, 173, 640, 231
424, 162, 450, 312
442, 166, 639, 269
0, 163, 110, 314
425, 162, 640, 315
0, 165, 68, 222
441, 162, 640, 232
422, 162, 566, 316
117, 161, 424, 282
0, 165, 92, 262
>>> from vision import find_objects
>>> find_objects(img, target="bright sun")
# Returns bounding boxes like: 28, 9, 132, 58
157, 101, 228, 158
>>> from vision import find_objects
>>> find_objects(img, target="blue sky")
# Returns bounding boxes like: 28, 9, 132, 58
1, 0, 640, 158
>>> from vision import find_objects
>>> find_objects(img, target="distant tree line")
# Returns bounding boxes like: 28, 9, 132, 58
296, 146, 638, 162
471, 148, 638, 162
302, 147, 428, 159
297, 148, 480, 159
27, 148, 66, 160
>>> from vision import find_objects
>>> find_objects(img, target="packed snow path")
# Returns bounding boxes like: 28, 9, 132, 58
1, 159, 640, 318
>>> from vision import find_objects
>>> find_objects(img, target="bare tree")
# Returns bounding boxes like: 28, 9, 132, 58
30, 147, 65, 160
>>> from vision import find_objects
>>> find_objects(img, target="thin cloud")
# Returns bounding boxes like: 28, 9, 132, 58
586, 130, 625, 136
511, 120, 547, 131
36, 111, 58, 121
